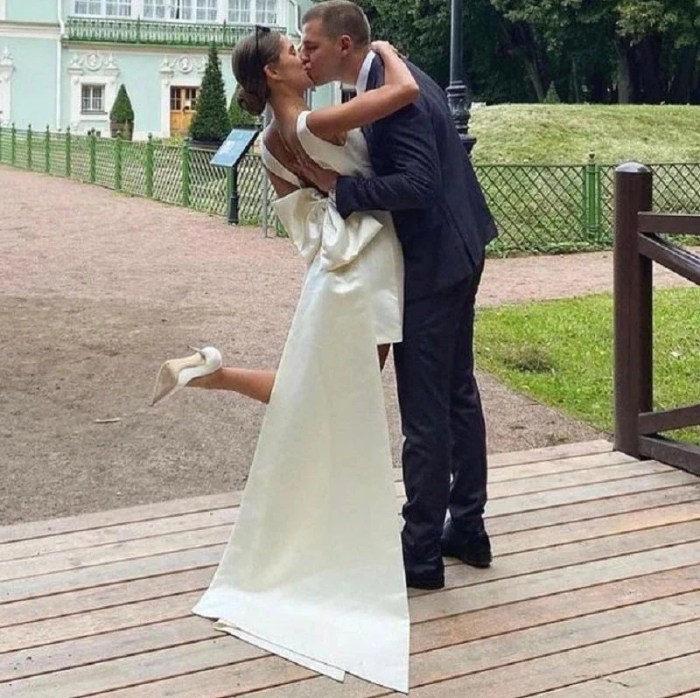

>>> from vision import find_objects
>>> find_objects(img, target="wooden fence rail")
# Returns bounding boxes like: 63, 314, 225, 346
613, 162, 700, 476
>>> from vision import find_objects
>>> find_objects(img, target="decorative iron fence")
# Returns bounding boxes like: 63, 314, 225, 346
2, 124, 699, 254
0, 125, 278, 229
64, 17, 285, 47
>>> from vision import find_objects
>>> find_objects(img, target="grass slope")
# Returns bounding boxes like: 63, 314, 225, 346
469, 104, 700, 165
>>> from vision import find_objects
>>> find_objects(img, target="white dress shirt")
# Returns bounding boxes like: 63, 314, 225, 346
355, 50, 377, 95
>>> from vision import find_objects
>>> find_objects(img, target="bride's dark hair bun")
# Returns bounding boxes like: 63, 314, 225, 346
231, 30, 282, 117
236, 86, 266, 117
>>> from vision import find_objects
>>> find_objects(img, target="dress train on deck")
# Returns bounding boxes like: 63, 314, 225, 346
192, 188, 410, 693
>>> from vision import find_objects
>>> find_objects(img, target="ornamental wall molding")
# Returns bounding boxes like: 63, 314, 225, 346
159, 55, 206, 85
68, 53, 121, 126
69, 52, 120, 74
0, 47, 14, 83
0, 46, 13, 125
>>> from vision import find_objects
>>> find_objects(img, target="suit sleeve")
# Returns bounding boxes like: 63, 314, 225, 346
334, 98, 441, 218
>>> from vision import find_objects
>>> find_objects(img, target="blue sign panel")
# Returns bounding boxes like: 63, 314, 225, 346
210, 128, 260, 168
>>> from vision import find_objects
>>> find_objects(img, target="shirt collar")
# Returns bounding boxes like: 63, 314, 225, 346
355, 50, 376, 95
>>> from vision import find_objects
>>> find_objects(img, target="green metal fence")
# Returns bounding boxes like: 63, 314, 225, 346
2, 124, 699, 254
0, 124, 275, 228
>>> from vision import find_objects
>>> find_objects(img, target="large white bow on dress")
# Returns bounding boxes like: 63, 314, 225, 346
274, 188, 383, 271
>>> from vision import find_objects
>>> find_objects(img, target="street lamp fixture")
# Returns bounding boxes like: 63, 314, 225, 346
446, 0, 476, 154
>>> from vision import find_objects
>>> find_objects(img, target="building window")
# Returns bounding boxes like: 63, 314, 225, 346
228, 0, 277, 24
171, 86, 200, 110
143, 0, 164, 18
81, 84, 105, 114
255, 0, 276, 24
144, 0, 196, 19
228, 0, 248, 23
74, 0, 103, 15
74, 0, 131, 15
106, 0, 131, 16
195, 0, 217, 21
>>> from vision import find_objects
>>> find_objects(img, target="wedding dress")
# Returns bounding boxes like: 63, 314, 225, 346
192, 111, 410, 692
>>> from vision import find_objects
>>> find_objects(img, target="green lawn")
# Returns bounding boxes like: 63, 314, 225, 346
469, 104, 700, 165
475, 288, 700, 441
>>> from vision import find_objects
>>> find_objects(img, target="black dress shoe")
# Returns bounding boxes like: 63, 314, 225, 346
405, 567, 445, 590
441, 521, 492, 569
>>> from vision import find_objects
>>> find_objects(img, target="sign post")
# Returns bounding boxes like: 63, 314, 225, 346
211, 128, 260, 225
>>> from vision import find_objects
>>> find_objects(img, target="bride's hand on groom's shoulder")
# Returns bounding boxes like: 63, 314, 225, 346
371, 40, 407, 61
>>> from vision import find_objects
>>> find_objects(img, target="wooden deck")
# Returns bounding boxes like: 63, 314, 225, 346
2, 439, 699, 697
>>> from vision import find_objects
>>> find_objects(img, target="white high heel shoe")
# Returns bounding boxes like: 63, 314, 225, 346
151, 346, 223, 406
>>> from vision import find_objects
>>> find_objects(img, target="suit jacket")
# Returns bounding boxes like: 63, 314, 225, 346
335, 57, 498, 301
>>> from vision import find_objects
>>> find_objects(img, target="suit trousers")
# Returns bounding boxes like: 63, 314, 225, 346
394, 266, 488, 568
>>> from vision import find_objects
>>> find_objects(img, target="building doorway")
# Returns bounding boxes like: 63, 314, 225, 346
170, 86, 200, 136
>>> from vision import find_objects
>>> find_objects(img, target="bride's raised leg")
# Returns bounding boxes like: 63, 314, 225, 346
189, 367, 275, 404
193, 343, 388, 400
199, 342, 388, 400
154, 343, 390, 407
151, 346, 274, 406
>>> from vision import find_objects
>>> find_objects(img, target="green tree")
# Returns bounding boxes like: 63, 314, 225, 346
189, 44, 231, 143
353, 0, 699, 104
109, 84, 135, 138
615, 0, 700, 103
356, 0, 534, 102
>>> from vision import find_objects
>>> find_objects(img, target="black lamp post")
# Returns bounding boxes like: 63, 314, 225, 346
446, 0, 476, 154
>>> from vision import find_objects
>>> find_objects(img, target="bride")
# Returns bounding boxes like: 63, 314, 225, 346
151, 28, 418, 693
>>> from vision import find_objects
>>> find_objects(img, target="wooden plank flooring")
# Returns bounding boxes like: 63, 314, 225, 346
1, 439, 699, 697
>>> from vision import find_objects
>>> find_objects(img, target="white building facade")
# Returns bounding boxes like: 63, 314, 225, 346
0, 0, 337, 138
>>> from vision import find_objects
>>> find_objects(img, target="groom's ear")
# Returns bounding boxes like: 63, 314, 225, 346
338, 34, 354, 55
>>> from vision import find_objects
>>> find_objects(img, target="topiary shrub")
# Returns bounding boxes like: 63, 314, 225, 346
109, 84, 134, 140
189, 44, 231, 147
228, 93, 258, 128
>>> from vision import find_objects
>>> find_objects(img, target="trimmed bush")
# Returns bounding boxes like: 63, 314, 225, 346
190, 44, 231, 144
110, 84, 134, 139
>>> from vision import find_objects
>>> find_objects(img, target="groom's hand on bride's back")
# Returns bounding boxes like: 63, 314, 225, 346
283, 132, 339, 194
298, 160, 339, 195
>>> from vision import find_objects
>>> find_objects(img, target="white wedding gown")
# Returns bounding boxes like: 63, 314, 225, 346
192, 111, 410, 692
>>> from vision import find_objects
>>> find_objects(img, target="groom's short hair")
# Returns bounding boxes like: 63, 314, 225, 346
302, 0, 371, 48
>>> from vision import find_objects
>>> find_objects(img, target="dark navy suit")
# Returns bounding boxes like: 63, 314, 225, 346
335, 56, 498, 573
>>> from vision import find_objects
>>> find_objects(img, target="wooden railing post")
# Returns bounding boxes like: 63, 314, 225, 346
614, 162, 653, 456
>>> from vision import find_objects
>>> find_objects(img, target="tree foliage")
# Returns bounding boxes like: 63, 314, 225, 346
354, 0, 700, 104
189, 45, 231, 142
109, 84, 134, 123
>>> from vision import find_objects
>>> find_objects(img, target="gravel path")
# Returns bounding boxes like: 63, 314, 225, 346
1, 166, 692, 523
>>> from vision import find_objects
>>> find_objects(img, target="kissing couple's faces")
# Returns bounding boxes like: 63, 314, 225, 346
264, 35, 314, 91
300, 19, 351, 86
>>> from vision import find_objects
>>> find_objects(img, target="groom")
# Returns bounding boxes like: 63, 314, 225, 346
300, 0, 498, 590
